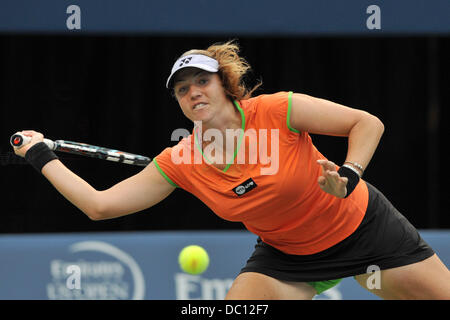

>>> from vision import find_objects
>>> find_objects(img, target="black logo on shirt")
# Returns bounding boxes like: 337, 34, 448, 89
232, 178, 257, 196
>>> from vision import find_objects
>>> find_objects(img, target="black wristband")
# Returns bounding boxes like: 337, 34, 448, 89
337, 166, 360, 198
24, 142, 58, 173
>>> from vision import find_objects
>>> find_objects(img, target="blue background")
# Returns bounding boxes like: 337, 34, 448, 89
1, 230, 448, 299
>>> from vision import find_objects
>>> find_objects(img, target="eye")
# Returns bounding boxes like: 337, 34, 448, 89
176, 86, 188, 95
197, 77, 209, 86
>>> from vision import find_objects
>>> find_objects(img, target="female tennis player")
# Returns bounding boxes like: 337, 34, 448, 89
14, 41, 450, 299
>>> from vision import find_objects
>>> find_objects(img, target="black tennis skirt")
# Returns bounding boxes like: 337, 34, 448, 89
239, 181, 435, 282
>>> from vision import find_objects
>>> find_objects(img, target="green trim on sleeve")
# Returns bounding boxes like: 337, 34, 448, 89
153, 158, 179, 188
286, 91, 300, 133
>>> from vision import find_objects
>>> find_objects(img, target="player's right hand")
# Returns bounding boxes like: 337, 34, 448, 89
12, 130, 44, 158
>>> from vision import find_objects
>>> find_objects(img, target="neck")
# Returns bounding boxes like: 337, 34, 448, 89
195, 99, 243, 159
200, 99, 242, 135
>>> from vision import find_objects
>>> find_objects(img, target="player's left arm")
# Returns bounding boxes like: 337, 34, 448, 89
289, 93, 385, 173
289, 93, 384, 197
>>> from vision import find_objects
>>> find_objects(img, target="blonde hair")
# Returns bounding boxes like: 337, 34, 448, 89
180, 40, 262, 100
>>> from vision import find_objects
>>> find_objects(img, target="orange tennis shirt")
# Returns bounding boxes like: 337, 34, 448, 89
154, 91, 368, 255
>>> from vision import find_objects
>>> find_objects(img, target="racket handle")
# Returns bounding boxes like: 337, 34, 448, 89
10, 133, 55, 150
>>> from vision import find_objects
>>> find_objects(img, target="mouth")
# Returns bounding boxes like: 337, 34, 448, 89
192, 103, 208, 111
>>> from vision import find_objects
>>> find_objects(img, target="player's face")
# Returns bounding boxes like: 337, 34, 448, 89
173, 68, 228, 123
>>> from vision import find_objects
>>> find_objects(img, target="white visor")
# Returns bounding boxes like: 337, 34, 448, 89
166, 54, 219, 88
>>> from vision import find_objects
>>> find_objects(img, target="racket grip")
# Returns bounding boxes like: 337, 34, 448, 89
10, 133, 55, 150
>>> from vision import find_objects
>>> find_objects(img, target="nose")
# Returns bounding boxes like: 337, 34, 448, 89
188, 85, 202, 100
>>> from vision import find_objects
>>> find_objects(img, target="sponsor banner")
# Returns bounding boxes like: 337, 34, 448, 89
0, 230, 448, 300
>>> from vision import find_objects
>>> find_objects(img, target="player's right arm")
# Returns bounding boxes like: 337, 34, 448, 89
15, 131, 176, 220
42, 160, 175, 220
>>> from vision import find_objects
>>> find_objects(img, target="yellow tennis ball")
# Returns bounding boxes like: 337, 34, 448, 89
178, 245, 209, 275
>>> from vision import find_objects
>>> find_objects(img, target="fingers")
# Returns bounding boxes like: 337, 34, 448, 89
322, 169, 348, 185
21, 130, 35, 137
318, 175, 326, 187
317, 159, 348, 198
21, 130, 43, 138
12, 130, 44, 157
323, 170, 341, 187
317, 159, 338, 172
317, 159, 339, 183
18, 130, 44, 144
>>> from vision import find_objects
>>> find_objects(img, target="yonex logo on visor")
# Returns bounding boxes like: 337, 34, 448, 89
166, 54, 219, 88
179, 57, 192, 67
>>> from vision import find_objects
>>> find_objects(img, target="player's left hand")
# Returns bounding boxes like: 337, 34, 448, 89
316, 159, 347, 198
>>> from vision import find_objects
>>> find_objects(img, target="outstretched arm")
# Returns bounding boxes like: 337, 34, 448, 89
42, 159, 175, 220
14, 130, 176, 220
289, 93, 385, 197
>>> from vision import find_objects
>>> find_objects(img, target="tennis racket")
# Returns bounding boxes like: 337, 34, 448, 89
8, 133, 151, 167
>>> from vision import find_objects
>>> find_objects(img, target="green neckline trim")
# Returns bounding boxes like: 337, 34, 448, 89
153, 158, 179, 188
193, 100, 246, 173
287, 91, 300, 133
